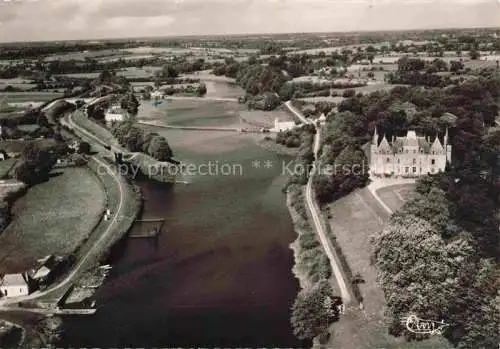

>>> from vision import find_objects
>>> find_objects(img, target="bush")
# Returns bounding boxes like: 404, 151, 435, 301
342, 89, 355, 98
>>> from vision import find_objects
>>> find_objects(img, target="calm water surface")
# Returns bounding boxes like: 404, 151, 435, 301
61, 97, 306, 347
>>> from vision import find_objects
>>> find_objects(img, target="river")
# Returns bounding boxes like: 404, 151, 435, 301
59, 83, 307, 347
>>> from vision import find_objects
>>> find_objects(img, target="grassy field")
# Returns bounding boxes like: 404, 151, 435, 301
324, 185, 451, 349
0, 167, 106, 273
240, 105, 295, 128
0, 79, 36, 91
0, 158, 19, 179
0, 138, 58, 154
0, 92, 63, 103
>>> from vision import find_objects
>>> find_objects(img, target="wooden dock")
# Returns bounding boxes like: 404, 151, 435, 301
129, 218, 164, 238
54, 308, 97, 315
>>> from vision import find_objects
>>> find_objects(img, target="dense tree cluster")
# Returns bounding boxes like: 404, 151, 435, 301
14, 142, 62, 185
110, 122, 173, 161
386, 57, 457, 87
119, 93, 140, 115
373, 176, 500, 348
213, 58, 290, 109
284, 125, 316, 186
291, 280, 339, 340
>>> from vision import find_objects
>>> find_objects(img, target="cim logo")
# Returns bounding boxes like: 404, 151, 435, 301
401, 315, 449, 335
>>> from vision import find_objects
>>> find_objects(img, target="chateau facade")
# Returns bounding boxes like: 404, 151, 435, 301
370, 128, 451, 177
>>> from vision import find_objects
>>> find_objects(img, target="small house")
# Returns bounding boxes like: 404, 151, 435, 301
0, 273, 29, 298
271, 118, 297, 133
32, 266, 52, 284
0, 149, 7, 161
151, 90, 164, 99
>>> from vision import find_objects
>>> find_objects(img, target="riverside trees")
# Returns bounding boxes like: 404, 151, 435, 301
110, 121, 173, 161
291, 280, 339, 340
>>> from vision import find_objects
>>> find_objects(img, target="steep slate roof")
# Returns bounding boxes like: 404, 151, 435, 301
431, 136, 444, 151
418, 138, 431, 153
1, 274, 27, 287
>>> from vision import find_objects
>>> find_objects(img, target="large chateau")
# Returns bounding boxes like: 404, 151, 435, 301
370, 128, 451, 177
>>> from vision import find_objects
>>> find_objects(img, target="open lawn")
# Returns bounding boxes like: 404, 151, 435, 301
0, 167, 106, 273
376, 184, 416, 213
325, 185, 449, 349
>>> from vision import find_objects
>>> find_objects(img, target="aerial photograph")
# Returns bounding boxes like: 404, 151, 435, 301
0, 0, 498, 348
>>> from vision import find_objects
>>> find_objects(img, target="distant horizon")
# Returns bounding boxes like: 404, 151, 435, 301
1, 25, 499, 45
1, 0, 499, 43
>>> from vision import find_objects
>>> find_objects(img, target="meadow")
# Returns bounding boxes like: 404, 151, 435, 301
0, 167, 106, 273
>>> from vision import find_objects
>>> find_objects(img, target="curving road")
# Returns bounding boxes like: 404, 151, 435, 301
304, 117, 352, 305
1, 99, 127, 308
284, 100, 312, 125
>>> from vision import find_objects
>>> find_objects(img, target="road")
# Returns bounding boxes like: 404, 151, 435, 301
305, 126, 352, 305
284, 100, 312, 124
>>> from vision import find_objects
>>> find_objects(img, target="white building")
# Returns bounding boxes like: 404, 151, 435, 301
370, 128, 451, 177
151, 90, 164, 99
105, 105, 128, 124
0, 273, 29, 298
271, 118, 297, 133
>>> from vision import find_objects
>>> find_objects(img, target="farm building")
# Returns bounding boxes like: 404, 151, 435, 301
105, 105, 128, 124
0, 273, 29, 298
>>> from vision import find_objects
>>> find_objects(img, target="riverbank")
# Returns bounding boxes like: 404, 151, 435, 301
286, 183, 336, 346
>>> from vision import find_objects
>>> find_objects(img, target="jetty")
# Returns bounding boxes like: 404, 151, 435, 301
129, 218, 164, 238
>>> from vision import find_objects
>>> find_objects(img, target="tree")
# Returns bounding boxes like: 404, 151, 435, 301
15, 144, 56, 185
469, 48, 480, 60
373, 214, 476, 339
78, 141, 91, 154
291, 280, 338, 340
197, 82, 207, 96
147, 136, 173, 161
450, 60, 464, 73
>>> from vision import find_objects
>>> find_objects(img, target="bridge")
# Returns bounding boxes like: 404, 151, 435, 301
137, 120, 261, 133
164, 96, 239, 103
